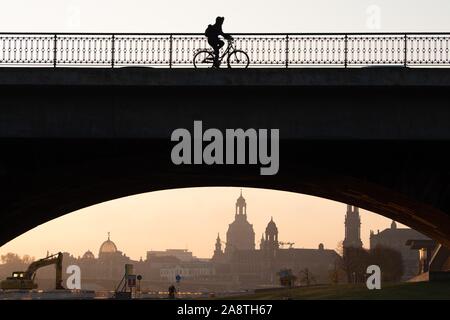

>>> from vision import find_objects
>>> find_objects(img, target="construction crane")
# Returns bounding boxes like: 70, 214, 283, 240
278, 241, 295, 249
0, 252, 64, 290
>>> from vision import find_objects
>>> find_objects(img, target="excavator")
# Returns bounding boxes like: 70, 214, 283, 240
0, 252, 64, 290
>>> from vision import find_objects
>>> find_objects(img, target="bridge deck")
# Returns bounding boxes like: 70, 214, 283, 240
2, 67, 450, 87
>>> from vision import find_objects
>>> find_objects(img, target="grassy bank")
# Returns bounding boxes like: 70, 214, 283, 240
221, 281, 450, 300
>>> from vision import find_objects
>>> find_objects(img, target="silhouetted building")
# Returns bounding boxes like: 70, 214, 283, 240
147, 249, 195, 262
225, 191, 255, 255
224, 218, 340, 285
212, 233, 225, 262
11, 233, 132, 290
405, 239, 437, 275
343, 205, 363, 249
82, 250, 95, 260
213, 193, 340, 286
370, 221, 430, 280
95, 233, 131, 280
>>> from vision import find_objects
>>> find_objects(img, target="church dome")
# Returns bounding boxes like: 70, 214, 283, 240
265, 217, 278, 233
82, 250, 95, 259
99, 233, 117, 255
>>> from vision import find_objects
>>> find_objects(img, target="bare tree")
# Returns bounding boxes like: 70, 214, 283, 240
22, 254, 35, 265
299, 268, 316, 286
1, 253, 22, 264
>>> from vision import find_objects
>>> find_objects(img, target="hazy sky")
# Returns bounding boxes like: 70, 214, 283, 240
0, 187, 404, 260
0, 1, 450, 33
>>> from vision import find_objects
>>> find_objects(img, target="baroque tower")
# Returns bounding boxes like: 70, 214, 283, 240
343, 205, 363, 249
225, 190, 255, 255
212, 233, 224, 261
262, 217, 279, 258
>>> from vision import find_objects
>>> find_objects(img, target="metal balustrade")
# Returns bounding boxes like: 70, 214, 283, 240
0, 32, 449, 67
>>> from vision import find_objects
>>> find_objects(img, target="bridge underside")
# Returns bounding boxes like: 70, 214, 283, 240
1, 68, 450, 247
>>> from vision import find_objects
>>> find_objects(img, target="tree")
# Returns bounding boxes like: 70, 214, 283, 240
369, 246, 403, 282
298, 268, 316, 286
277, 269, 297, 287
1, 253, 35, 266
1, 253, 22, 265
341, 247, 370, 283
22, 255, 35, 265
329, 259, 345, 285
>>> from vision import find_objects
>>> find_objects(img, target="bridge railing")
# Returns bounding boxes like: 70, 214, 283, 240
0, 32, 449, 67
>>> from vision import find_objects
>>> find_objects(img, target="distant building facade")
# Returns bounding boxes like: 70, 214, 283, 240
147, 249, 196, 262
370, 221, 430, 280
160, 262, 215, 282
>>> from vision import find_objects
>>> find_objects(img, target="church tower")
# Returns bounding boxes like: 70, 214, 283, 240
212, 233, 224, 261
235, 189, 247, 218
263, 217, 279, 258
259, 233, 265, 250
343, 205, 363, 249
391, 220, 397, 230
225, 190, 255, 255
215, 233, 222, 253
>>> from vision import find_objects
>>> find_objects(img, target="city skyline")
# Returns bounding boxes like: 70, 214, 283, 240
0, 187, 405, 261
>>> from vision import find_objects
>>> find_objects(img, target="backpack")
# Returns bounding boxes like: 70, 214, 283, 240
205, 24, 215, 37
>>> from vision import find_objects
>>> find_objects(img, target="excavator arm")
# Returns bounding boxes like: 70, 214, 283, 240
25, 252, 64, 289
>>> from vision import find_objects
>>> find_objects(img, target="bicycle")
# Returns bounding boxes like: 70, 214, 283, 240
193, 39, 250, 69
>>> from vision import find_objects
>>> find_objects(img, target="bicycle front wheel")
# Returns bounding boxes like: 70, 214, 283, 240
193, 50, 215, 68
227, 50, 250, 68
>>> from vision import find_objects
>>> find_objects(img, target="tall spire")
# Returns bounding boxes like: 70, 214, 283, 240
260, 233, 265, 249
391, 220, 397, 229
107, 232, 110, 241
213, 232, 223, 259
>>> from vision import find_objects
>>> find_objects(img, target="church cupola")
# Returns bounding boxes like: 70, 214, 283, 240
265, 217, 278, 243
264, 217, 279, 257
235, 189, 247, 218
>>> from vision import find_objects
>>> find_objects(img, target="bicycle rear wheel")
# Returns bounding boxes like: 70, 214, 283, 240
193, 50, 215, 68
227, 50, 250, 68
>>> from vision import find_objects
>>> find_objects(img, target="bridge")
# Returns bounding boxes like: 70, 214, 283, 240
0, 32, 449, 67
0, 33, 450, 268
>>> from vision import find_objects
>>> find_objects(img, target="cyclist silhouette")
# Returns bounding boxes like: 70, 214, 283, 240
205, 17, 233, 68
